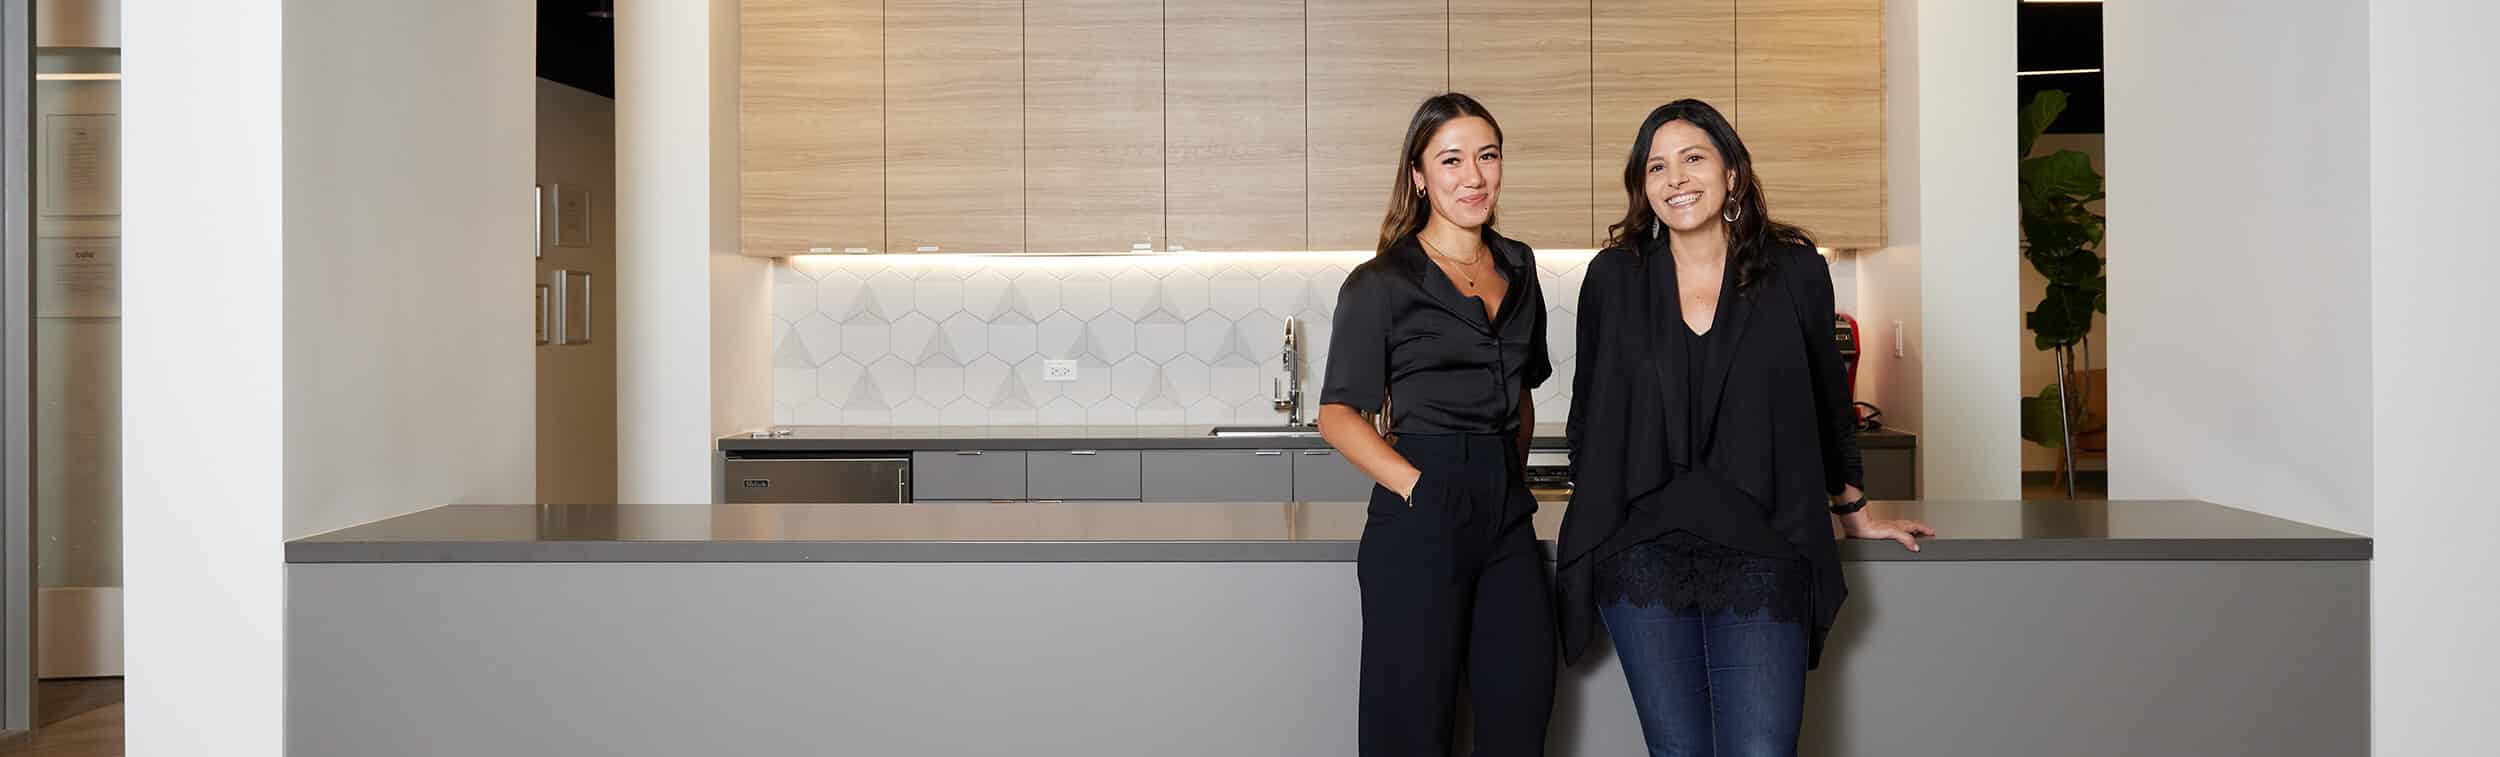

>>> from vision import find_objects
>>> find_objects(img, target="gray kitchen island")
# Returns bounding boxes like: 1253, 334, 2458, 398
287, 499, 2366, 756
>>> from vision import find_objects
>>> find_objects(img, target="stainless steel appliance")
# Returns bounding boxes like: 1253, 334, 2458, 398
722, 453, 911, 503
1523, 448, 1573, 498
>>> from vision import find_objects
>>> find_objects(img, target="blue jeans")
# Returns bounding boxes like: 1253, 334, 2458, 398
1599, 603, 1809, 757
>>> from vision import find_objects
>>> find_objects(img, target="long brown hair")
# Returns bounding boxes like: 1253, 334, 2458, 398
1603, 99, 1812, 291
1377, 93, 1504, 256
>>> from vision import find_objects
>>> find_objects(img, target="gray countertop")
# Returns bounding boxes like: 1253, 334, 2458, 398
288, 499, 2366, 564
718, 424, 1918, 452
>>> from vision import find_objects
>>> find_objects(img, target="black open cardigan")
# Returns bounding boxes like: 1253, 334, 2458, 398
1557, 238, 1865, 669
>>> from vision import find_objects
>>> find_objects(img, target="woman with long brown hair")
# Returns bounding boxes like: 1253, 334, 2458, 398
1316, 92, 1556, 756
1558, 99, 1933, 756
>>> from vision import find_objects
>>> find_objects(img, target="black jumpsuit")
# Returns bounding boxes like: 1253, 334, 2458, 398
1321, 231, 1556, 756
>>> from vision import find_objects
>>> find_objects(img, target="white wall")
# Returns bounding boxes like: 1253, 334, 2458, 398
1850, 0, 1927, 469
1865, 0, 2019, 499
709, 0, 775, 440
125, 1, 284, 752
617, 0, 764, 503
282, 0, 535, 536
2103, 0, 2372, 533
128, 0, 535, 750
2367, 0, 2500, 751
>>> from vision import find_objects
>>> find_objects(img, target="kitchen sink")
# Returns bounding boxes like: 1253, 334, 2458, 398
1207, 425, 1322, 438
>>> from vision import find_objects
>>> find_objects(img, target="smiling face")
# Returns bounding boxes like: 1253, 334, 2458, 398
1644, 119, 1739, 234
1408, 116, 1504, 230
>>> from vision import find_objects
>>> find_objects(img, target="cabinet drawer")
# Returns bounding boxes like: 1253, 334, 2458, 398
1027, 449, 1143, 500
1292, 449, 1378, 502
1141, 450, 1295, 503
910, 450, 1028, 501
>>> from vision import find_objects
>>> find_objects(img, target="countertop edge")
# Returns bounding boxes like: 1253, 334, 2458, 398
718, 432, 1917, 452
286, 536, 2370, 565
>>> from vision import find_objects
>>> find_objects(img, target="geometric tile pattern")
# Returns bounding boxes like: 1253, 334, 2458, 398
773, 251, 1596, 427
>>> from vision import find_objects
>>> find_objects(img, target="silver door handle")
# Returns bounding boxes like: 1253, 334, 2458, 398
1069, 450, 1097, 456
955, 450, 984, 456
1255, 450, 1284, 456
1302, 450, 1332, 456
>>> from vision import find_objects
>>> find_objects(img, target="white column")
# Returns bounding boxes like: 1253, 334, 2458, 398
616, 0, 770, 504
279, 0, 535, 535
2104, 0, 2372, 532
124, 1, 284, 753
1875, 0, 2021, 499
2368, 0, 2500, 750
709, 0, 775, 452
128, 0, 536, 751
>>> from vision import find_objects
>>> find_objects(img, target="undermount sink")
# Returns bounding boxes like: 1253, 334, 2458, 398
1207, 425, 1322, 438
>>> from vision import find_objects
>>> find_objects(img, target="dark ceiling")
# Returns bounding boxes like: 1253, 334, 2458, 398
540, 0, 615, 98
2019, 1, 2103, 134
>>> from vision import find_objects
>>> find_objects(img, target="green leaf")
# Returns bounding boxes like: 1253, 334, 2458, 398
2034, 250, 2103, 284
2029, 285, 2097, 348
2021, 151, 2101, 197
2015, 90, 2109, 350
2020, 90, 2068, 157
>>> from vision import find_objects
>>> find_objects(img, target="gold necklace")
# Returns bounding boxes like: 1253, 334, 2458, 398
1418, 236, 1487, 289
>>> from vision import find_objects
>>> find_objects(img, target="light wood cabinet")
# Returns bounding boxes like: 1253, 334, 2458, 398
1451, 0, 1596, 251
1592, 0, 1736, 247
1306, 0, 1447, 252
1736, 0, 1885, 248
735, 0, 1884, 256
885, 0, 1023, 253
1166, 0, 1306, 252
739, 0, 882, 256
1025, 0, 1164, 253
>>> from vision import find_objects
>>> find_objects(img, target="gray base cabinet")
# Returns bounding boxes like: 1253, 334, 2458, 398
1292, 449, 1377, 502
1027, 450, 1143, 500
911, 450, 1027, 501
1141, 450, 1294, 502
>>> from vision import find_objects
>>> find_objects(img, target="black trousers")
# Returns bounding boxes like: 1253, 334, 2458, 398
1358, 433, 1557, 756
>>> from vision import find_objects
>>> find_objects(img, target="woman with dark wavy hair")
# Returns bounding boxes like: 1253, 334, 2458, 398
1557, 99, 1933, 756
1318, 92, 1556, 756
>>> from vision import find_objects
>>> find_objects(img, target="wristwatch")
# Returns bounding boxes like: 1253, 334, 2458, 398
1828, 494, 1869, 516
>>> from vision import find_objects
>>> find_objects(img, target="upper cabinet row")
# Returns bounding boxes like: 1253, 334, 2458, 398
739, 0, 1884, 256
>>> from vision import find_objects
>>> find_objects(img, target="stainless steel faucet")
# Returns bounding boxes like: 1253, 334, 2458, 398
1274, 316, 1307, 426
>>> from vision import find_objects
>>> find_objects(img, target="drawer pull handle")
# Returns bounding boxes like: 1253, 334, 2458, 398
741, 478, 770, 489
1301, 450, 1332, 456
1069, 450, 1098, 456
955, 450, 984, 456
1255, 450, 1284, 456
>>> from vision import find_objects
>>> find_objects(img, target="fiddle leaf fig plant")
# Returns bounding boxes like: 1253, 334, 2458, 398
2017, 90, 2107, 352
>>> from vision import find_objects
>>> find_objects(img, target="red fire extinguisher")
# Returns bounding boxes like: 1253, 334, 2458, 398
1833, 313, 1867, 426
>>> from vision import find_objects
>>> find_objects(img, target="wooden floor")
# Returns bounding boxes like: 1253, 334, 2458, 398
0, 679, 123, 757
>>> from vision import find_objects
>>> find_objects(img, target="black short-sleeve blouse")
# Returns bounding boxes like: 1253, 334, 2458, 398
1319, 231, 1552, 435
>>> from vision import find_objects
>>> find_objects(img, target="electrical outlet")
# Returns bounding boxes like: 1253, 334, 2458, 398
1042, 359, 1079, 382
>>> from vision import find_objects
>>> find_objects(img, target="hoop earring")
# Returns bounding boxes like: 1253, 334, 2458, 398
1650, 218, 1660, 238
1722, 203, 1743, 223
1415, 187, 1426, 198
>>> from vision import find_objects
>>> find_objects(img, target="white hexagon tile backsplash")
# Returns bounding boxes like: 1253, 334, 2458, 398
772, 251, 1595, 427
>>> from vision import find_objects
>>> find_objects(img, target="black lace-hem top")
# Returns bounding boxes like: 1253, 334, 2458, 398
1589, 279, 1808, 621
1591, 531, 1810, 621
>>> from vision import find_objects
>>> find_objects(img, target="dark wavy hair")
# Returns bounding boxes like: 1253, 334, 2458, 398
1603, 99, 1812, 292
1377, 93, 1504, 256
